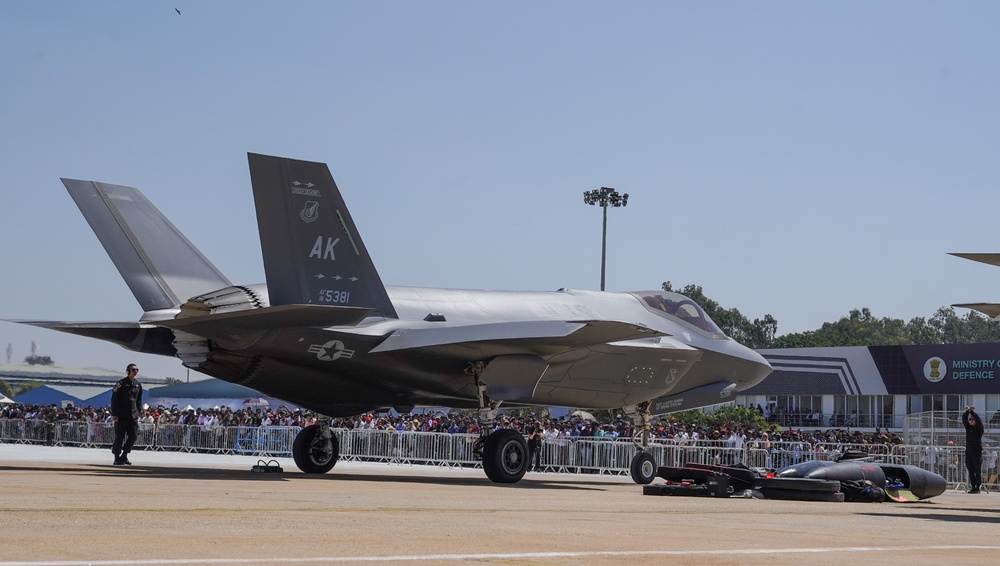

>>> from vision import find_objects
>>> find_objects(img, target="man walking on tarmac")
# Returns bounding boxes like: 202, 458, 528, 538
111, 363, 143, 465
963, 405, 985, 493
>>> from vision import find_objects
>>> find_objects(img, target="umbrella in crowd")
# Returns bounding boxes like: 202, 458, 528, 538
243, 397, 270, 408
571, 410, 597, 422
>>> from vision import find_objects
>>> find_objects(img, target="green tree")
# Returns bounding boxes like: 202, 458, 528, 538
164, 377, 183, 385
774, 308, 910, 347
657, 405, 766, 431
704, 404, 767, 431
772, 305, 1000, 348
0, 378, 14, 398
904, 316, 940, 345
15, 381, 43, 395
929, 306, 1000, 344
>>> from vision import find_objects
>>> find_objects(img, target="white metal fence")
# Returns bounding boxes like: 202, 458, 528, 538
1, 419, 996, 489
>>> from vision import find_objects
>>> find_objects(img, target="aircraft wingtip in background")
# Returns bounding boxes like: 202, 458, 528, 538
950, 253, 1000, 319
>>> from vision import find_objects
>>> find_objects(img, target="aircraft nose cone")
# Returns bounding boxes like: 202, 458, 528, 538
739, 347, 773, 387
751, 349, 772, 378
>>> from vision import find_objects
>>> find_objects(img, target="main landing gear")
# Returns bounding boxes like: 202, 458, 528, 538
292, 418, 339, 474
470, 366, 529, 484
477, 428, 529, 483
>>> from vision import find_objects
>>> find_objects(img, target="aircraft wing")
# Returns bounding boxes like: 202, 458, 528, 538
952, 303, 1000, 319
949, 252, 1000, 268
369, 320, 665, 355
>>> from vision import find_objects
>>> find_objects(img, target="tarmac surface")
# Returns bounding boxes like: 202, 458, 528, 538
1, 444, 998, 566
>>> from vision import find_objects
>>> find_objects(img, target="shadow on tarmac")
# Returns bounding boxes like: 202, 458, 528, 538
857, 508, 1000, 524
0, 462, 619, 491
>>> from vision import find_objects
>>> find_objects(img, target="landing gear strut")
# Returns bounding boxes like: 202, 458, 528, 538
292, 417, 339, 474
625, 401, 657, 484
469, 364, 528, 484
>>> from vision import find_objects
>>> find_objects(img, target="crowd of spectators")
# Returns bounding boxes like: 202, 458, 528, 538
0, 402, 315, 428
0, 402, 907, 448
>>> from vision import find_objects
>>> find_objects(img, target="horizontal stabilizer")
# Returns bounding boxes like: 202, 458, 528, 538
370, 320, 663, 354
61, 179, 232, 311
649, 381, 737, 415
952, 303, 1000, 319
949, 253, 1000, 268
9, 320, 177, 356
154, 304, 373, 337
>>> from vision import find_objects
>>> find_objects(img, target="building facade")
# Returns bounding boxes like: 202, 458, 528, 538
738, 343, 1000, 429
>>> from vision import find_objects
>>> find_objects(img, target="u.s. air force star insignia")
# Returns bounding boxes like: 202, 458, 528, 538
308, 340, 355, 361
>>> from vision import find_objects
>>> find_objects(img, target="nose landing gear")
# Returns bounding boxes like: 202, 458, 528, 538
625, 401, 657, 484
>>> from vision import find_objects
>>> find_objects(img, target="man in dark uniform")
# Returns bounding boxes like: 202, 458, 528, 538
963, 405, 985, 493
111, 363, 143, 465
526, 420, 542, 472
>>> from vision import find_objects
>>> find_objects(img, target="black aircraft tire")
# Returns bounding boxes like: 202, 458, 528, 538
482, 429, 528, 484
630, 452, 657, 485
754, 477, 841, 493
760, 487, 845, 502
292, 424, 339, 474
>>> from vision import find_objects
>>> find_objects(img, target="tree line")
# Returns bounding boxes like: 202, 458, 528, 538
663, 281, 1000, 349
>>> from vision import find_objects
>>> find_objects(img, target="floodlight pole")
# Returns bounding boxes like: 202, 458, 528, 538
583, 187, 628, 291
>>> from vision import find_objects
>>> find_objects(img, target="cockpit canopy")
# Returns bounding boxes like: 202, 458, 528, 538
631, 290, 725, 337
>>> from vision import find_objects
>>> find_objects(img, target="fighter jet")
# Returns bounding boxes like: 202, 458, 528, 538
15, 153, 771, 483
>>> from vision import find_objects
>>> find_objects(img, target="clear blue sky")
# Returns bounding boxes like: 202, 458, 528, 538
2, 2, 999, 379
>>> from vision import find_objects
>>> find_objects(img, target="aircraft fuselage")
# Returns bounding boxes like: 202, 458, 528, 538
176, 285, 770, 416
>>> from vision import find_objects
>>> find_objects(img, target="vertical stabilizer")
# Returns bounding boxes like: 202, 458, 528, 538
247, 153, 397, 318
61, 179, 232, 312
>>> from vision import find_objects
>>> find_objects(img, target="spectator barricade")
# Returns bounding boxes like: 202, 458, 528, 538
0, 419, 50, 444
53, 421, 114, 448
1, 418, 35, 443
337, 430, 481, 467
51, 422, 155, 450
230, 426, 296, 457
157, 424, 195, 452
0, 417, 995, 489
539, 438, 574, 472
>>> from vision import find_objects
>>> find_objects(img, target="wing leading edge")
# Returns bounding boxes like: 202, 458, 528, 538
369, 320, 666, 355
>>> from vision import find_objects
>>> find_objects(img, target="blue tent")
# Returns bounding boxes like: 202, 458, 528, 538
81, 389, 113, 408
14, 385, 108, 407
144, 379, 289, 411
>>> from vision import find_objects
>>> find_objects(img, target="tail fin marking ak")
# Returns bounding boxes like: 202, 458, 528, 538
247, 153, 397, 318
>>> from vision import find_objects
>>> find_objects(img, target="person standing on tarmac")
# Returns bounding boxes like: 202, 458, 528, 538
111, 363, 143, 466
962, 405, 985, 493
